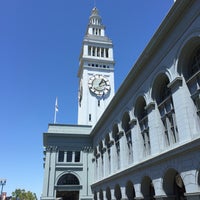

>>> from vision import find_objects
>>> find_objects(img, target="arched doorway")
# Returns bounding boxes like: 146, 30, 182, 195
114, 184, 122, 200
126, 180, 135, 200
106, 187, 111, 200
56, 173, 80, 200
163, 169, 186, 200
141, 176, 155, 200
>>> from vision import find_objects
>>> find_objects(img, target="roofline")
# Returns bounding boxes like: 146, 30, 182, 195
48, 123, 92, 128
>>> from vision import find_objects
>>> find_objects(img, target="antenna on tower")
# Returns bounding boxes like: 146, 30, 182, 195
94, 0, 96, 7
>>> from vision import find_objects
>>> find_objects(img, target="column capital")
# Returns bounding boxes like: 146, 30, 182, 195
145, 102, 155, 113
46, 146, 58, 152
129, 118, 137, 127
118, 131, 124, 138
109, 140, 114, 146
167, 76, 183, 92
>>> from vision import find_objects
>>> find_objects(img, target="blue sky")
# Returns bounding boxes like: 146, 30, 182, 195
0, 0, 173, 198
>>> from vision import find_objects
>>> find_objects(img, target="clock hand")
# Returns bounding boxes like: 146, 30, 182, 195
99, 79, 105, 87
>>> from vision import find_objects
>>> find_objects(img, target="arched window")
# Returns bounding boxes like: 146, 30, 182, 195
122, 112, 133, 164
94, 147, 99, 179
114, 184, 122, 200
105, 134, 111, 174
184, 47, 200, 118
153, 74, 178, 147
99, 189, 104, 200
141, 176, 155, 200
198, 170, 200, 186
112, 124, 120, 170
163, 169, 186, 199
99, 141, 104, 178
135, 96, 150, 157
126, 181, 135, 200
57, 174, 79, 185
106, 187, 111, 200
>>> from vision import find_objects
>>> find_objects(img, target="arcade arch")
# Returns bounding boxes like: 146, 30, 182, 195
163, 168, 186, 199
141, 176, 155, 200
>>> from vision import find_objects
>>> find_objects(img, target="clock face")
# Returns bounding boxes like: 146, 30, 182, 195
88, 74, 110, 96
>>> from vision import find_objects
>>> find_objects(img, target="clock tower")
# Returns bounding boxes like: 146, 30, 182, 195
78, 7, 115, 126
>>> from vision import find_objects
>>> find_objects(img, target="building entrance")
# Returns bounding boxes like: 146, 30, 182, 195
56, 191, 79, 200
56, 173, 80, 200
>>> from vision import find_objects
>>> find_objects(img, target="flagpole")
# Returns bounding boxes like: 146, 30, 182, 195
54, 108, 56, 124
54, 97, 58, 124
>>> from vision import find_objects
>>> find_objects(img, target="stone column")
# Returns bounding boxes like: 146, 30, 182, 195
152, 178, 166, 200
181, 170, 200, 200
110, 188, 115, 200
103, 190, 107, 200
64, 151, 67, 162
96, 191, 100, 200
95, 47, 97, 57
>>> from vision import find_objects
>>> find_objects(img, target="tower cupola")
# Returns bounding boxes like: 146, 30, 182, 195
89, 7, 102, 26
86, 7, 106, 37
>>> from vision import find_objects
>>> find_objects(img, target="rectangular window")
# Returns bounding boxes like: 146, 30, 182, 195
67, 151, 72, 162
89, 114, 91, 121
101, 48, 104, 57
97, 47, 100, 57
88, 46, 91, 56
98, 100, 100, 107
106, 48, 109, 58
58, 151, 64, 162
75, 151, 80, 162
92, 47, 95, 56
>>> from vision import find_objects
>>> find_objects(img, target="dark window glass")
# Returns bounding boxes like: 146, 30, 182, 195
58, 151, 64, 162
67, 151, 72, 162
75, 151, 80, 162
57, 174, 80, 185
